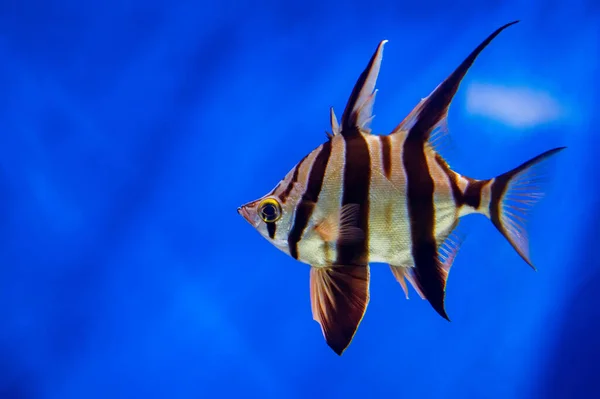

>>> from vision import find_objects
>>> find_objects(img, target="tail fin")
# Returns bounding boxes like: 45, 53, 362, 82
488, 147, 566, 269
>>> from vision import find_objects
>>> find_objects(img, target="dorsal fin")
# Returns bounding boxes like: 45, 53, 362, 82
392, 21, 519, 143
355, 89, 378, 133
330, 107, 340, 136
340, 40, 387, 137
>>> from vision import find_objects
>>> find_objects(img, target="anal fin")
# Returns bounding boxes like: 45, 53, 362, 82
437, 229, 465, 274
310, 265, 370, 355
389, 265, 425, 299
406, 228, 465, 320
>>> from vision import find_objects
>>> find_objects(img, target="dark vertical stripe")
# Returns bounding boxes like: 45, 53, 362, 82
435, 153, 488, 210
463, 179, 487, 209
280, 155, 308, 203
434, 154, 462, 205
267, 222, 276, 239
336, 132, 371, 265
403, 137, 449, 320
490, 168, 514, 243
379, 135, 392, 179
287, 142, 332, 259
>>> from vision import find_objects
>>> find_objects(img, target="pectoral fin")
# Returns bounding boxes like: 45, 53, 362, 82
310, 265, 370, 355
315, 203, 364, 245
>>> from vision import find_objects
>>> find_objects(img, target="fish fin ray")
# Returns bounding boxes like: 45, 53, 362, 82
392, 21, 519, 144
315, 214, 338, 243
330, 107, 340, 136
489, 147, 566, 269
338, 203, 365, 244
391, 98, 455, 155
310, 265, 370, 355
410, 229, 464, 321
393, 226, 464, 306
390, 97, 425, 135
315, 203, 364, 244
389, 265, 425, 300
340, 40, 387, 137
437, 225, 466, 274
355, 90, 378, 133
427, 118, 461, 161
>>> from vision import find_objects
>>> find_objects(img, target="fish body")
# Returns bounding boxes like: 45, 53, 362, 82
238, 21, 565, 355
258, 132, 465, 268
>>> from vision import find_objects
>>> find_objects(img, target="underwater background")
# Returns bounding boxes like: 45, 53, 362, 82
1, 1, 599, 398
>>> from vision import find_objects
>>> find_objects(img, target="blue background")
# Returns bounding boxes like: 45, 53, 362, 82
1, 1, 599, 398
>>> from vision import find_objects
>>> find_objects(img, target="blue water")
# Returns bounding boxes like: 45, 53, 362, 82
1, 1, 599, 398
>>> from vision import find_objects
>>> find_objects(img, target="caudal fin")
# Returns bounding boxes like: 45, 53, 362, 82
488, 147, 566, 269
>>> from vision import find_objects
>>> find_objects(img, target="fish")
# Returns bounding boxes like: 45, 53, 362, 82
237, 20, 565, 356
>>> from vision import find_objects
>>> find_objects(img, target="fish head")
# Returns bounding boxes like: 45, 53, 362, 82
237, 162, 308, 256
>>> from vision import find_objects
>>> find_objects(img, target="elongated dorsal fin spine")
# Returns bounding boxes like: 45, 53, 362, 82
397, 21, 519, 143
340, 40, 388, 137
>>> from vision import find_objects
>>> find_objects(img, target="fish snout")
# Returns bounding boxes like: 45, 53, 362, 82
237, 205, 252, 223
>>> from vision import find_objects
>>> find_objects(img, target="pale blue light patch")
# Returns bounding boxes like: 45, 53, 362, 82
465, 82, 567, 128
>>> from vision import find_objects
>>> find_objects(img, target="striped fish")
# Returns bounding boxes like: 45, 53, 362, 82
237, 21, 565, 356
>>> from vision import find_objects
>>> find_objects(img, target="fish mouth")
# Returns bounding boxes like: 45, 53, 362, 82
237, 206, 253, 224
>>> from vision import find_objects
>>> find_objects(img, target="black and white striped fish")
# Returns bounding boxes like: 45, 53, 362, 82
238, 21, 565, 356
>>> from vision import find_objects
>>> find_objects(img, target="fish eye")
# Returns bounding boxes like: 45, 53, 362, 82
258, 198, 282, 223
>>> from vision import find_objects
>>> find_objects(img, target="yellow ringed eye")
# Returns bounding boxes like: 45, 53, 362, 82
258, 198, 282, 223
